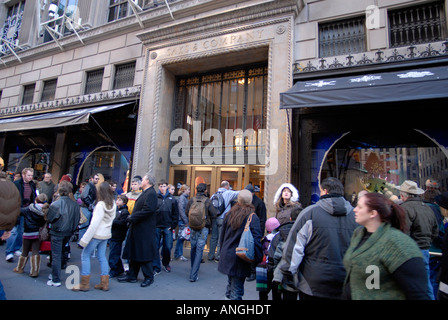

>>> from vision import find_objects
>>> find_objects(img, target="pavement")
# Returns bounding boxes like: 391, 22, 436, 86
0, 240, 259, 301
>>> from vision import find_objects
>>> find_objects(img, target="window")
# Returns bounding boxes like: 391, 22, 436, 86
85, 69, 104, 94
41, 79, 58, 102
174, 65, 267, 163
113, 61, 136, 89
0, 1, 25, 56
388, 1, 446, 48
319, 17, 366, 58
22, 84, 36, 105
41, 0, 81, 43
108, 0, 157, 22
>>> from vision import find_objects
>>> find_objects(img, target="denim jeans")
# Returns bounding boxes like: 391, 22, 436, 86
0, 280, 6, 300
81, 238, 109, 276
108, 240, 125, 277
153, 227, 173, 271
421, 249, 435, 300
226, 275, 245, 300
208, 218, 223, 260
78, 207, 92, 240
5, 216, 23, 256
174, 223, 186, 259
50, 235, 71, 283
189, 227, 208, 281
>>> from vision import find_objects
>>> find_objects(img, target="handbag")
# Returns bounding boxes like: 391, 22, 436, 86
39, 223, 50, 241
236, 213, 255, 263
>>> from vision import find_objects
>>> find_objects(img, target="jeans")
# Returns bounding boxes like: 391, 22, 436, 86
421, 249, 435, 300
174, 223, 186, 259
153, 227, 173, 271
81, 238, 109, 276
50, 235, 71, 283
78, 207, 92, 240
0, 280, 6, 300
208, 218, 223, 260
5, 216, 23, 256
226, 275, 245, 300
108, 240, 125, 277
189, 228, 208, 281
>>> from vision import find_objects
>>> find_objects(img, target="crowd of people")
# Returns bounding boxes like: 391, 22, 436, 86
1, 158, 448, 300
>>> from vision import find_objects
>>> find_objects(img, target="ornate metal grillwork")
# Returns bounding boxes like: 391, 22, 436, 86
319, 17, 366, 58
41, 79, 58, 102
0, 1, 25, 57
22, 84, 36, 105
113, 62, 136, 89
85, 69, 104, 94
389, 1, 446, 48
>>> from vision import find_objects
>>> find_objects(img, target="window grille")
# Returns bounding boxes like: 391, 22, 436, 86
388, 1, 446, 48
113, 62, 136, 89
41, 79, 58, 102
319, 17, 366, 58
85, 69, 104, 94
22, 84, 36, 105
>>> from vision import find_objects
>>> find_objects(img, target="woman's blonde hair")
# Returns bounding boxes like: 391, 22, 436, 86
178, 184, 190, 195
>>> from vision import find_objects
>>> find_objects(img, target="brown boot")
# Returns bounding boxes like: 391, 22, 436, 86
72, 275, 90, 292
13, 256, 28, 274
29, 255, 41, 278
94, 275, 110, 291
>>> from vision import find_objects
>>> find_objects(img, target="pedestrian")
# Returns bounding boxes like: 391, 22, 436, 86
46, 180, 80, 287
274, 177, 357, 300
268, 207, 301, 300
0, 160, 22, 300
6, 168, 37, 262
73, 181, 116, 292
434, 191, 448, 300
343, 192, 431, 300
109, 194, 130, 278
245, 184, 267, 281
257, 217, 280, 300
119, 173, 158, 288
395, 180, 439, 299
37, 173, 56, 204
273, 183, 302, 225
218, 189, 263, 300
79, 174, 99, 241
208, 181, 240, 262
175, 184, 190, 262
125, 176, 142, 214
13, 193, 49, 278
185, 183, 217, 282
154, 179, 178, 273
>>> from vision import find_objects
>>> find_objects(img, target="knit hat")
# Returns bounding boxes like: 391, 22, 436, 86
245, 184, 255, 193
265, 217, 280, 232
435, 192, 448, 210
238, 189, 253, 205
60, 174, 71, 182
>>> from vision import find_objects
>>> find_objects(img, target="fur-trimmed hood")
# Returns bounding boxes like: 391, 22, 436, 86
273, 183, 299, 206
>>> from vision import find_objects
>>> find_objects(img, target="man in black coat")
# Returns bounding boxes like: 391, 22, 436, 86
119, 173, 158, 287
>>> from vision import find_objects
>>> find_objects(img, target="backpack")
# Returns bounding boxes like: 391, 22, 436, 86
210, 191, 226, 216
188, 197, 207, 230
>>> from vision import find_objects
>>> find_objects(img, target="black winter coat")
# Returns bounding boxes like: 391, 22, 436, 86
111, 204, 130, 241
123, 186, 158, 262
21, 204, 47, 234
218, 205, 263, 278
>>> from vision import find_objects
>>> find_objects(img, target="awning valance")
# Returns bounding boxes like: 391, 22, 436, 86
280, 65, 448, 109
0, 102, 131, 132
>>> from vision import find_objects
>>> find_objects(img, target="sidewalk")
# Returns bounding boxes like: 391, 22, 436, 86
0, 240, 259, 300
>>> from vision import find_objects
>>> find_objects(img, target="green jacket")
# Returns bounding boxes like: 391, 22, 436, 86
343, 223, 423, 300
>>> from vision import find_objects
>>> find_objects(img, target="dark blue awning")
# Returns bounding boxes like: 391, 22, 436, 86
280, 65, 448, 109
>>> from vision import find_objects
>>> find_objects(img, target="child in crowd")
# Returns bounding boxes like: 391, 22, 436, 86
257, 217, 280, 300
108, 194, 130, 278
13, 193, 49, 278
268, 206, 302, 300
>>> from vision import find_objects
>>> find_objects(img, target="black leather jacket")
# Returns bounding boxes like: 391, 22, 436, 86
47, 196, 80, 237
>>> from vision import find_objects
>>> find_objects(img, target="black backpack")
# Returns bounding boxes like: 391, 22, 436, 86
210, 191, 226, 215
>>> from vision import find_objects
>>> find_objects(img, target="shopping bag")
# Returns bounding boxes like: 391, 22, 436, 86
236, 213, 255, 263
180, 226, 191, 241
